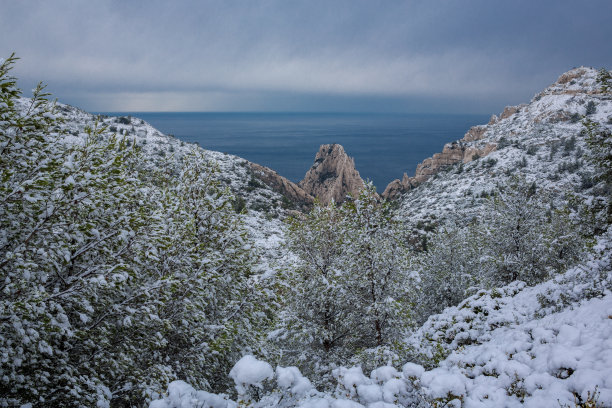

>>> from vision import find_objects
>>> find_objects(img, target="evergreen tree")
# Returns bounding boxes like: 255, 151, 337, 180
582, 118, 612, 226
280, 201, 355, 378
278, 185, 414, 380
480, 178, 583, 287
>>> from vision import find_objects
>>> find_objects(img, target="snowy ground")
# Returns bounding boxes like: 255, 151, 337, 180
22, 66, 611, 407
149, 227, 612, 408
397, 67, 612, 229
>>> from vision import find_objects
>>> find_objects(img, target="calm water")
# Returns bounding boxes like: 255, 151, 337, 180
99, 112, 489, 191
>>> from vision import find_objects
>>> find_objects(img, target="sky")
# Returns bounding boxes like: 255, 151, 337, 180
1, 0, 611, 114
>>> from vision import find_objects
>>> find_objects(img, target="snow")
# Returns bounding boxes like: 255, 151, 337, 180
148, 226, 612, 408
276, 366, 314, 395
228, 355, 274, 394
401, 362, 424, 379
421, 369, 466, 400
396, 67, 612, 229
12, 66, 611, 408
369, 366, 399, 383
149, 381, 236, 408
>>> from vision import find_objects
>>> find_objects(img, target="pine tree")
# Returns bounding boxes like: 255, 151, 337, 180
278, 184, 415, 380
582, 118, 612, 227
480, 178, 583, 287
280, 200, 355, 378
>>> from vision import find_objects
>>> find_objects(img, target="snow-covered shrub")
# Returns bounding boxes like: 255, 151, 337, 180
480, 177, 584, 287
0, 55, 267, 406
402, 228, 612, 406
275, 185, 415, 383
151, 356, 424, 408
413, 221, 485, 324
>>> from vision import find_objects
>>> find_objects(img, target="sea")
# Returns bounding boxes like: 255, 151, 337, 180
98, 112, 489, 191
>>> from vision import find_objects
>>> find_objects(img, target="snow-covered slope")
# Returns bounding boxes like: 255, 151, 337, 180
149, 227, 612, 408
403, 227, 612, 407
396, 67, 612, 227
18, 97, 291, 277
21, 66, 611, 407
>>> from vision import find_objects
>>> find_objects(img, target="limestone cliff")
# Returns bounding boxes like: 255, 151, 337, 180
382, 137, 497, 200
299, 144, 365, 204
383, 66, 609, 200
248, 162, 314, 210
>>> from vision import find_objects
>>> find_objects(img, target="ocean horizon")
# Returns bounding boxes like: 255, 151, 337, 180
96, 111, 490, 191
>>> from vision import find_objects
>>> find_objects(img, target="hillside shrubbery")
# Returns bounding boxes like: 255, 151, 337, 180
274, 185, 415, 381
1, 55, 607, 407
0, 55, 269, 407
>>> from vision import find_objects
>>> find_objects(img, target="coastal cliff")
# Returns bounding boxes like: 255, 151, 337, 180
382, 66, 609, 200
298, 143, 365, 204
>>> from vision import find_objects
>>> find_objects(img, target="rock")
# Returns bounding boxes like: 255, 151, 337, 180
249, 162, 314, 210
299, 144, 365, 204
382, 66, 608, 201
381, 142, 497, 200
463, 125, 487, 142
556, 68, 588, 85
499, 105, 521, 120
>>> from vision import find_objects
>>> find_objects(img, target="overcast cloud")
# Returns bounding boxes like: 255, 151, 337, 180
1, 0, 611, 113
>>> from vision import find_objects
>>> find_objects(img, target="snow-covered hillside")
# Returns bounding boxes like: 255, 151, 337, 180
18, 97, 291, 276
8, 65, 611, 407
149, 222, 612, 408
396, 67, 612, 227
146, 67, 612, 407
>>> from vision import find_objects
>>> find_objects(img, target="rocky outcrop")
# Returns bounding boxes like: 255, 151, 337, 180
299, 144, 365, 204
499, 105, 524, 120
249, 162, 314, 210
382, 138, 497, 200
462, 125, 487, 142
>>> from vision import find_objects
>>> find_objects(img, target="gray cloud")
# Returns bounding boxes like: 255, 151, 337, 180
2, 0, 611, 113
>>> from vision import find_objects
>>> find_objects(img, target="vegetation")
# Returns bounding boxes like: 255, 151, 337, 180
277, 185, 415, 380
0, 55, 269, 406
0, 55, 607, 406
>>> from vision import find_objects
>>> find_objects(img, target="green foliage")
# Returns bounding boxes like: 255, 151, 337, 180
596, 68, 611, 93
582, 118, 612, 225
413, 221, 485, 324
585, 101, 597, 116
570, 113, 582, 123
277, 185, 415, 382
482, 178, 584, 286
0, 55, 267, 406
233, 195, 247, 213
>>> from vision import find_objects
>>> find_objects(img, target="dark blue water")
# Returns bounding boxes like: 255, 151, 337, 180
99, 112, 488, 191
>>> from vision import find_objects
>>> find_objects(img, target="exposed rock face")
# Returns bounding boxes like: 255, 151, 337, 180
499, 105, 524, 120
249, 162, 314, 210
383, 67, 606, 201
382, 136, 497, 200
299, 144, 365, 204
462, 125, 487, 142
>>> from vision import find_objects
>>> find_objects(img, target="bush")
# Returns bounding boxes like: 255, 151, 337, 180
483, 157, 498, 168
586, 101, 596, 116
116, 116, 131, 124
526, 145, 538, 155
0, 55, 268, 406
233, 195, 247, 213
